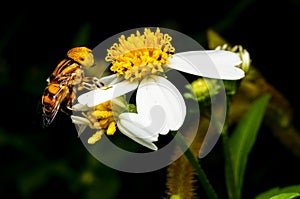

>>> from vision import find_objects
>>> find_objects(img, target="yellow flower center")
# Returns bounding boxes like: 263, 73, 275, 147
105, 27, 175, 82
85, 100, 117, 144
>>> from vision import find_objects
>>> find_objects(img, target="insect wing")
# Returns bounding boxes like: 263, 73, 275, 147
41, 83, 69, 127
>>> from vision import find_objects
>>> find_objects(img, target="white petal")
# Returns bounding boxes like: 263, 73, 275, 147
119, 113, 160, 141
72, 103, 89, 111
78, 80, 139, 107
136, 75, 186, 131
100, 74, 123, 85
70, 115, 89, 137
70, 115, 90, 125
118, 112, 161, 150
168, 50, 245, 80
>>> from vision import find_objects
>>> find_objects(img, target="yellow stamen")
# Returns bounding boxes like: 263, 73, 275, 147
105, 27, 175, 82
99, 118, 109, 128
95, 100, 112, 110
88, 130, 104, 144
83, 99, 121, 144
92, 121, 101, 129
92, 110, 113, 119
107, 122, 116, 135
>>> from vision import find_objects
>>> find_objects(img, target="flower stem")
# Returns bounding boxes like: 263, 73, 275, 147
171, 131, 219, 199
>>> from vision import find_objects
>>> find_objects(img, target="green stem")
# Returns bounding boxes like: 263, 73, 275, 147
172, 131, 219, 199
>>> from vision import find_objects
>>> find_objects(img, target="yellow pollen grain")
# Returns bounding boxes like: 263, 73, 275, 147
84, 99, 118, 144
99, 118, 109, 128
107, 122, 116, 135
92, 110, 113, 119
95, 100, 112, 111
105, 27, 175, 81
88, 130, 103, 144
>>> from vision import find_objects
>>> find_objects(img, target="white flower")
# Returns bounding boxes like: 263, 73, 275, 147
72, 28, 244, 150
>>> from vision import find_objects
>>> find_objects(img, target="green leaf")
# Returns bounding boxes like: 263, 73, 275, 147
206, 29, 228, 50
255, 185, 300, 199
269, 193, 300, 199
224, 94, 272, 199
72, 23, 92, 47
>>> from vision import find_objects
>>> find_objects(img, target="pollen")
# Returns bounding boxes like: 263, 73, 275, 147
105, 27, 175, 82
88, 130, 104, 144
84, 100, 118, 144
107, 121, 116, 135
92, 110, 113, 119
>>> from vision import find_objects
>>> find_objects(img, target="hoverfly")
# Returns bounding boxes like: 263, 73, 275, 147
41, 46, 103, 128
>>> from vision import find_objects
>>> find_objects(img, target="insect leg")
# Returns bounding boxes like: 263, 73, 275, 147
65, 86, 77, 111
78, 77, 110, 90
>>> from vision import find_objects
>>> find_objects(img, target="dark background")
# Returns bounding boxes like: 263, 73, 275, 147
1, 0, 300, 198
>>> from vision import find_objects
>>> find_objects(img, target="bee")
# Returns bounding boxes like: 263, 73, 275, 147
41, 46, 99, 128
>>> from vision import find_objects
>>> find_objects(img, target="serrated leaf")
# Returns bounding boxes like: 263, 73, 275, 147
224, 94, 271, 199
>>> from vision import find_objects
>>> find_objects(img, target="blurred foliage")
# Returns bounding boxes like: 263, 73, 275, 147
207, 29, 300, 159
255, 185, 300, 199
165, 28, 300, 199
223, 94, 271, 199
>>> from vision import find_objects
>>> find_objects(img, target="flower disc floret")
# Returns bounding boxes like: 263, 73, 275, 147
76, 100, 117, 144
105, 28, 175, 82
